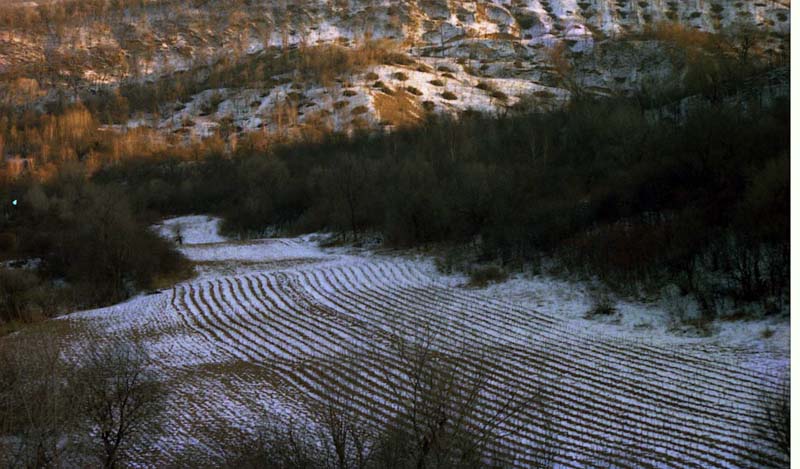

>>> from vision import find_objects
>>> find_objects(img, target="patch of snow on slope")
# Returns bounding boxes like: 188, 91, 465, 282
155, 215, 227, 245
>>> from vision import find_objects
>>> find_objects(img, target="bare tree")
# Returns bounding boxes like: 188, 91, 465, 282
724, 20, 766, 68
72, 340, 164, 469
327, 152, 371, 242
316, 385, 376, 469
544, 42, 581, 98
376, 326, 556, 469
0, 332, 78, 468
215, 323, 557, 469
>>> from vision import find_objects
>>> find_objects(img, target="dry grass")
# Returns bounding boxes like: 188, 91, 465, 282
373, 89, 423, 128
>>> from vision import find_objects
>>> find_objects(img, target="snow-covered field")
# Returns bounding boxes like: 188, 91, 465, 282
67, 216, 789, 468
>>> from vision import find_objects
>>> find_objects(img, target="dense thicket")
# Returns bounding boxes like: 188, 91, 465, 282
0, 167, 191, 327
95, 94, 790, 316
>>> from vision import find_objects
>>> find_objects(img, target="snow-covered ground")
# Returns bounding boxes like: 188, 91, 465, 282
154, 215, 226, 245
65, 216, 789, 468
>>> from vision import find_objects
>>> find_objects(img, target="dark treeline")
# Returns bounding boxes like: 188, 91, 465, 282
96, 95, 790, 317
0, 167, 192, 329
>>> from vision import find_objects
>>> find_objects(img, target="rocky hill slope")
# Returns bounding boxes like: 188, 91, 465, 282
0, 0, 790, 144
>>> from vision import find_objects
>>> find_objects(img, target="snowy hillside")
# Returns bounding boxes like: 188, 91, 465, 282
0, 0, 790, 141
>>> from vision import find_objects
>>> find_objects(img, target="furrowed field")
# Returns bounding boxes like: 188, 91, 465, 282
51, 216, 788, 468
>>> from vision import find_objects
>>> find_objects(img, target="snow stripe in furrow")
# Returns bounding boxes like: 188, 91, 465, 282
373, 259, 779, 389
156, 253, 779, 469
179, 287, 237, 365
228, 275, 321, 360
211, 274, 340, 367
200, 280, 278, 362
292, 286, 708, 468
261, 274, 665, 468
186, 282, 265, 362
337, 270, 780, 464
214, 277, 303, 362
295, 270, 744, 468
332, 263, 765, 417
355, 261, 775, 403
239, 274, 352, 360
423, 281, 779, 403
274, 330, 665, 467
452, 285, 777, 391
265, 338, 642, 469
371, 261, 776, 390
211, 264, 768, 468
155, 287, 224, 366
414, 272, 778, 388
175, 284, 243, 362
375, 281, 767, 425
302, 266, 776, 466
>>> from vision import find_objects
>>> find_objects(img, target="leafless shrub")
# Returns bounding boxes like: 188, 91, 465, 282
468, 265, 508, 287
217, 327, 558, 469
375, 328, 556, 468
0, 332, 78, 467
71, 340, 164, 469
585, 288, 617, 319
223, 420, 320, 469
660, 284, 698, 325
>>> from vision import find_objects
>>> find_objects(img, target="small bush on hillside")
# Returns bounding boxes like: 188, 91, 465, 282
351, 106, 369, 115
441, 91, 458, 100
491, 90, 509, 101
435, 246, 475, 274
393, 72, 409, 81
342, 89, 357, 97
365, 72, 379, 80
661, 285, 692, 323
584, 289, 618, 318
430, 79, 445, 87
468, 265, 508, 287
372, 81, 395, 94
422, 100, 435, 111
517, 14, 537, 29
199, 92, 224, 116
406, 86, 423, 96
464, 65, 480, 76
